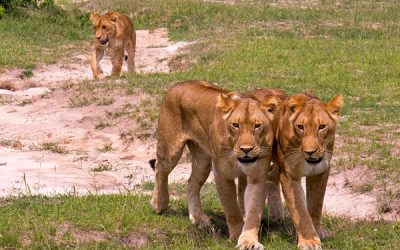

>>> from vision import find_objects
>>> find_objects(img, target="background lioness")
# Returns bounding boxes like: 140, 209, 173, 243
151, 80, 279, 249
269, 93, 343, 250
90, 11, 136, 79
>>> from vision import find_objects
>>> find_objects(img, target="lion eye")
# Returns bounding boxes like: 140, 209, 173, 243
231, 123, 239, 129
254, 123, 262, 129
319, 124, 326, 130
102, 25, 107, 29
297, 124, 304, 130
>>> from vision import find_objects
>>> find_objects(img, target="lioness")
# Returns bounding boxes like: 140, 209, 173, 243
90, 11, 136, 79
151, 80, 279, 249
269, 92, 343, 250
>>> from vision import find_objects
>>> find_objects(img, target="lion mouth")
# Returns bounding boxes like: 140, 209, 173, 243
238, 156, 258, 163
99, 39, 109, 45
306, 157, 323, 164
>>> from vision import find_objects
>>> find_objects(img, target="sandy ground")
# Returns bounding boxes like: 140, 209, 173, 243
0, 28, 397, 221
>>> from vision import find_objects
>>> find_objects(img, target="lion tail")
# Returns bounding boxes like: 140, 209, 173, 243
149, 159, 156, 171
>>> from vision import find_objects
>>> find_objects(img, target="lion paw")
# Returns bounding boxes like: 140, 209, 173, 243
94, 73, 106, 80
236, 232, 264, 250
189, 213, 212, 230
297, 237, 321, 250
150, 194, 168, 214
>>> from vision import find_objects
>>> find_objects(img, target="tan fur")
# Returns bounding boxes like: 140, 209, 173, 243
245, 88, 288, 223
269, 92, 344, 250
151, 81, 280, 249
90, 11, 136, 79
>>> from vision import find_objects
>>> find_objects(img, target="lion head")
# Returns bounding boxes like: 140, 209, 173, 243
280, 93, 343, 168
90, 12, 118, 45
216, 92, 280, 165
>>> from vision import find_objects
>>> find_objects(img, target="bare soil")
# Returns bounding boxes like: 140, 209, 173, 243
0, 28, 397, 221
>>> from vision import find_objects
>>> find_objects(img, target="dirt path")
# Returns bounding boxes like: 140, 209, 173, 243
0, 28, 192, 196
0, 29, 397, 221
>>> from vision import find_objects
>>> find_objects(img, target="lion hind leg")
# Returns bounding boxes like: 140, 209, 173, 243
125, 37, 136, 73
111, 47, 124, 77
186, 141, 212, 230
151, 135, 186, 214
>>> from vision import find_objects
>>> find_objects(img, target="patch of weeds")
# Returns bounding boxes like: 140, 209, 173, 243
61, 81, 74, 89
106, 103, 134, 119
31, 141, 68, 154
68, 96, 97, 108
141, 181, 154, 191
0, 138, 23, 150
0, 95, 13, 105
91, 162, 112, 172
94, 120, 111, 130
74, 80, 96, 93
96, 96, 114, 106
17, 99, 33, 106
18, 69, 34, 79
169, 182, 187, 197
130, 98, 158, 137
355, 183, 374, 194
96, 142, 114, 153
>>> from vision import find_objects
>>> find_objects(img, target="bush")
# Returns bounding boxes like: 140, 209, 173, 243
0, 5, 5, 18
0, 0, 58, 15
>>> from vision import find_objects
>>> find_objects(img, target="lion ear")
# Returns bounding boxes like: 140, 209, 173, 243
286, 93, 310, 113
216, 92, 241, 117
109, 12, 118, 22
261, 96, 279, 120
287, 96, 300, 113
90, 12, 99, 23
326, 95, 344, 120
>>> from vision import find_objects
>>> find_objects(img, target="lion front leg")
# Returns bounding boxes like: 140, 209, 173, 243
91, 44, 105, 79
214, 169, 243, 239
236, 176, 267, 250
280, 172, 321, 250
267, 163, 285, 222
306, 170, 330, 239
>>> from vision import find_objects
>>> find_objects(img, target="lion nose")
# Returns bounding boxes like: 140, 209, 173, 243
240, 146, 254, 154
96, 36, 101, 40
304, 149, 318, 157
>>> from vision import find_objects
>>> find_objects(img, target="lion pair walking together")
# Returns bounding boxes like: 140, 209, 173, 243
151, 80, 343, 250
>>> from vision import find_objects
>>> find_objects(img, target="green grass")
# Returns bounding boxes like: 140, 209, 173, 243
0, 192, 398, 249
0, 5, 90, 67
